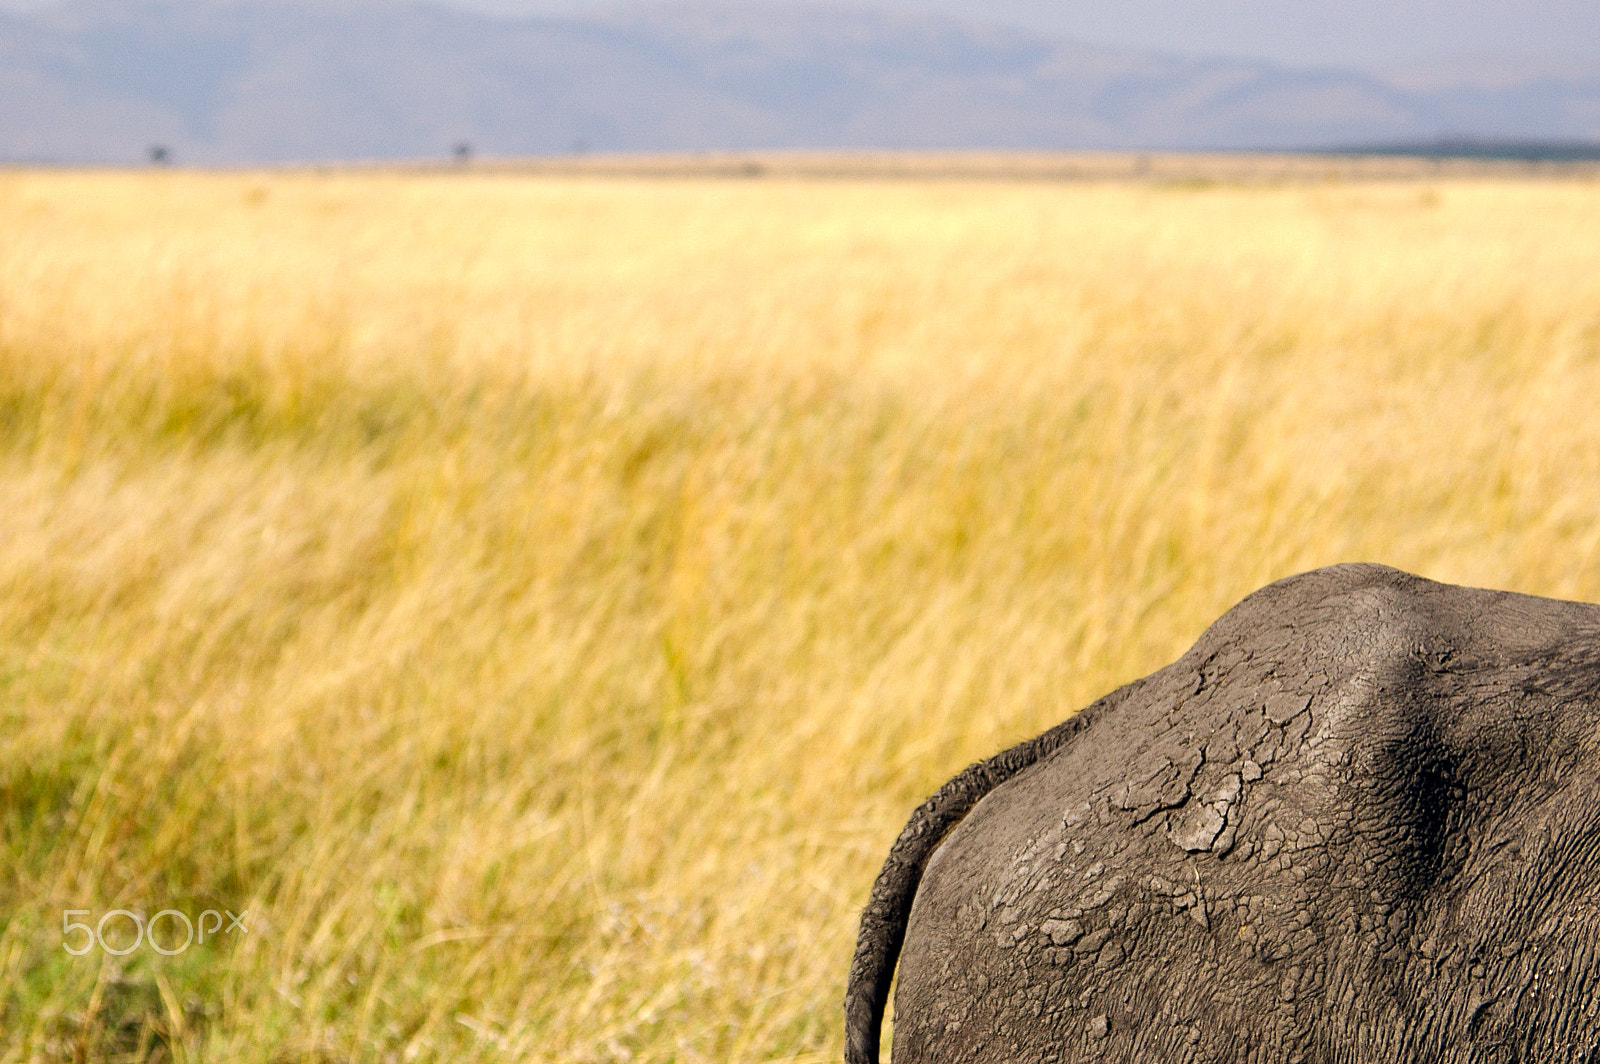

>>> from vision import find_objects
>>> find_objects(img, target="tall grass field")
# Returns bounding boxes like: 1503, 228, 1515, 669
1, 167, 1599, 1062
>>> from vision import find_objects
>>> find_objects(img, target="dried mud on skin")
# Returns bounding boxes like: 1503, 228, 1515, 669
854, 564, 1600, 1064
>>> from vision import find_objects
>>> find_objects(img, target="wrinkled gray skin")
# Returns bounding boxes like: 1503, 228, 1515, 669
846, 564, 1600, 1064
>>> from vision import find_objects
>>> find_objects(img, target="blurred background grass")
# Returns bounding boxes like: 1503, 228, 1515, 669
0, 168, 1598, 1062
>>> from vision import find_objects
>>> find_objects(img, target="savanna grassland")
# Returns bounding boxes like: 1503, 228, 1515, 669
1, 165, 1599, 1063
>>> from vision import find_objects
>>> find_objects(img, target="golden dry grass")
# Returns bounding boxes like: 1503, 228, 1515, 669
1, 166, 1598, 1063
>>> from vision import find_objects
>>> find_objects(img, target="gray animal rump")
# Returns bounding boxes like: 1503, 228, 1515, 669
846, 564, 1600, 1063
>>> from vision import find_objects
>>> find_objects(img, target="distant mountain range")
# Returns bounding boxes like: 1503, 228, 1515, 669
2, 0, 1597, 164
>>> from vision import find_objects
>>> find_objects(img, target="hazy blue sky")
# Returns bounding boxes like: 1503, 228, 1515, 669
452, 0, 1600, 66
3, 0, 1597, 67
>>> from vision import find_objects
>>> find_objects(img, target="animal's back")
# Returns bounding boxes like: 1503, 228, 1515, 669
864, 564, 1600, 1063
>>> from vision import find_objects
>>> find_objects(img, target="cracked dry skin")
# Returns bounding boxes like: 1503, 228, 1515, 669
846, 564, 1600, 1064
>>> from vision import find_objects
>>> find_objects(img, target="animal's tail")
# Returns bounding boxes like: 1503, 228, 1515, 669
843, 708, 1101, 1064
